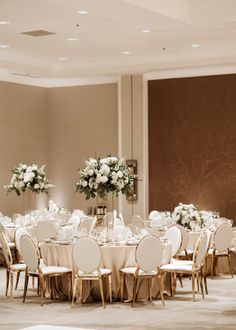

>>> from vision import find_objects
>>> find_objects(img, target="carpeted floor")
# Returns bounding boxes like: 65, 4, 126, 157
0, 267, 236, 330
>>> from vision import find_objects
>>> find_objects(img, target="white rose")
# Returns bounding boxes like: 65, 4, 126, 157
100, 176, 108, 183
117, 170, 123, 178
34, 184, 40, 189
88, 169, 94, 176
82, 181, 88, 187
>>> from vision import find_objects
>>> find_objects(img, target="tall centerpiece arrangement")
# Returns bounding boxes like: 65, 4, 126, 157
173, 203, 204, 231
76, 156, 133, 200
5, 163, 53, 196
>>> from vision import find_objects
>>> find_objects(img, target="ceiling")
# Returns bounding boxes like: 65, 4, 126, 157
1, 0, 236, 84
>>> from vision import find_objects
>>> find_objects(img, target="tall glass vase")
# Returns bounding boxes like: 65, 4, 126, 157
23, 190, 31, 214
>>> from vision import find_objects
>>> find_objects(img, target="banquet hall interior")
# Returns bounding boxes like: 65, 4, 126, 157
0, 1, 236, 330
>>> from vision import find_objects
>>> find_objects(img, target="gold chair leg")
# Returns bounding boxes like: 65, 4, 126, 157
227, 251, 233, 278
71, 276, 78, 306
196, 273, 200, 292
170, 273, 173, 296
120, 272, 124, 302
10, 272, 13, 300
157, 274, 165, 306
79, 279, 83, 304
99, 277, 105, 309
211, 255, 214, 279
15, 271, 20, 290
40, 275, 45, 306
178, 274, 183, 288
23, 273, 29, 303
191, 272, 195, 302
199, 271, 205, 299
68, 273, 72, 302
108, 274, 112, 303
5, 269, 10, 296
148, 277, 153, 302
132, 277, 137, 308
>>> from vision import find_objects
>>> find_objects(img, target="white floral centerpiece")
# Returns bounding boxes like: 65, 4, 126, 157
173, 203, 204, 231
76, 156, 133, 199
5, 163, 53, 196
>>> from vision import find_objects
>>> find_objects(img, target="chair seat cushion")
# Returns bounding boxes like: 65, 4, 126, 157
171, 258, 193, 265
120, 266, 158, 276
208, 248, 229, 256
40, 265, 72, 276
12, 263, 26, 271
78, 268, 111, 277
160, 263, 195, 272
178, 249, 193, 257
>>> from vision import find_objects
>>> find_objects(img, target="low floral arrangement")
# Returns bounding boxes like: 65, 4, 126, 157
5, 163, 53, 196
173, 203, 204, 231
76, 156, 133, 199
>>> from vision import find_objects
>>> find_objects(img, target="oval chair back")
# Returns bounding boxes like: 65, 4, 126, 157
193, 232, 208, 269
36, 220, 57, 242
173, 224, 189, 253
214, 223, 233, 253
73, 237, 101, 273
0, 231, 12, 267
20, 235, 39, 272
135, 235, 164, 272
15, 227, 30, 256
164, 226, 182, 257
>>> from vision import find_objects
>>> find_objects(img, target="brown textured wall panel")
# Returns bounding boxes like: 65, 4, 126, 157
148, 74, 236, 222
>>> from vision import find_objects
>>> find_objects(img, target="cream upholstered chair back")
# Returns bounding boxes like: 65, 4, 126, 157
20, 235, 39, 272
173, 224, 189, 252
132, 215, 144, 229
214, 223, 233, 252
77, 217, 97, 237
73, 237, 101, 273
164, 226, 182, 257
193, 232, 208, 269
36, 220, 57, 242
15, 227, 30, 255
0, 231, 12, 266
135, 235, 164, 272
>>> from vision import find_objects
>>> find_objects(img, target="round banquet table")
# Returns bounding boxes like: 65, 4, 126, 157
41, 241, 172, 302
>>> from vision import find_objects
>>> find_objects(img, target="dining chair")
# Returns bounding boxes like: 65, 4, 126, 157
120, 234, 165, 307
208, 223, 233, 278
160, 232, 208, 301
14, 227, 31, 289
72, 236, 112, 308
173, 224, 190, 257
35, 220, 58, 242
20, 235, 72, 306
0, 230, 26, 300
164, 226, 182, 259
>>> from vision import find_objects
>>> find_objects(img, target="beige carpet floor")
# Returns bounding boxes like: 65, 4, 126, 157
0, 267, 236, 330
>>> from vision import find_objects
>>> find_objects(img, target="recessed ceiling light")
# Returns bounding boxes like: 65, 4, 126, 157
123, 50, 132, 55
142, 29, 150, 33
0, 21, 10, 25
192, 44, 202, 48
78, 10, 88, 15
0, 44, 10, 48
58, 57, 68, 61
66, 38, 78, 41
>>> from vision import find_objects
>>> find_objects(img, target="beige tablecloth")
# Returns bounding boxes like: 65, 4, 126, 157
41, 241, 172, 301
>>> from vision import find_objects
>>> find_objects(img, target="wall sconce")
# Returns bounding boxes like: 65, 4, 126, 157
126, 160, 138, 201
